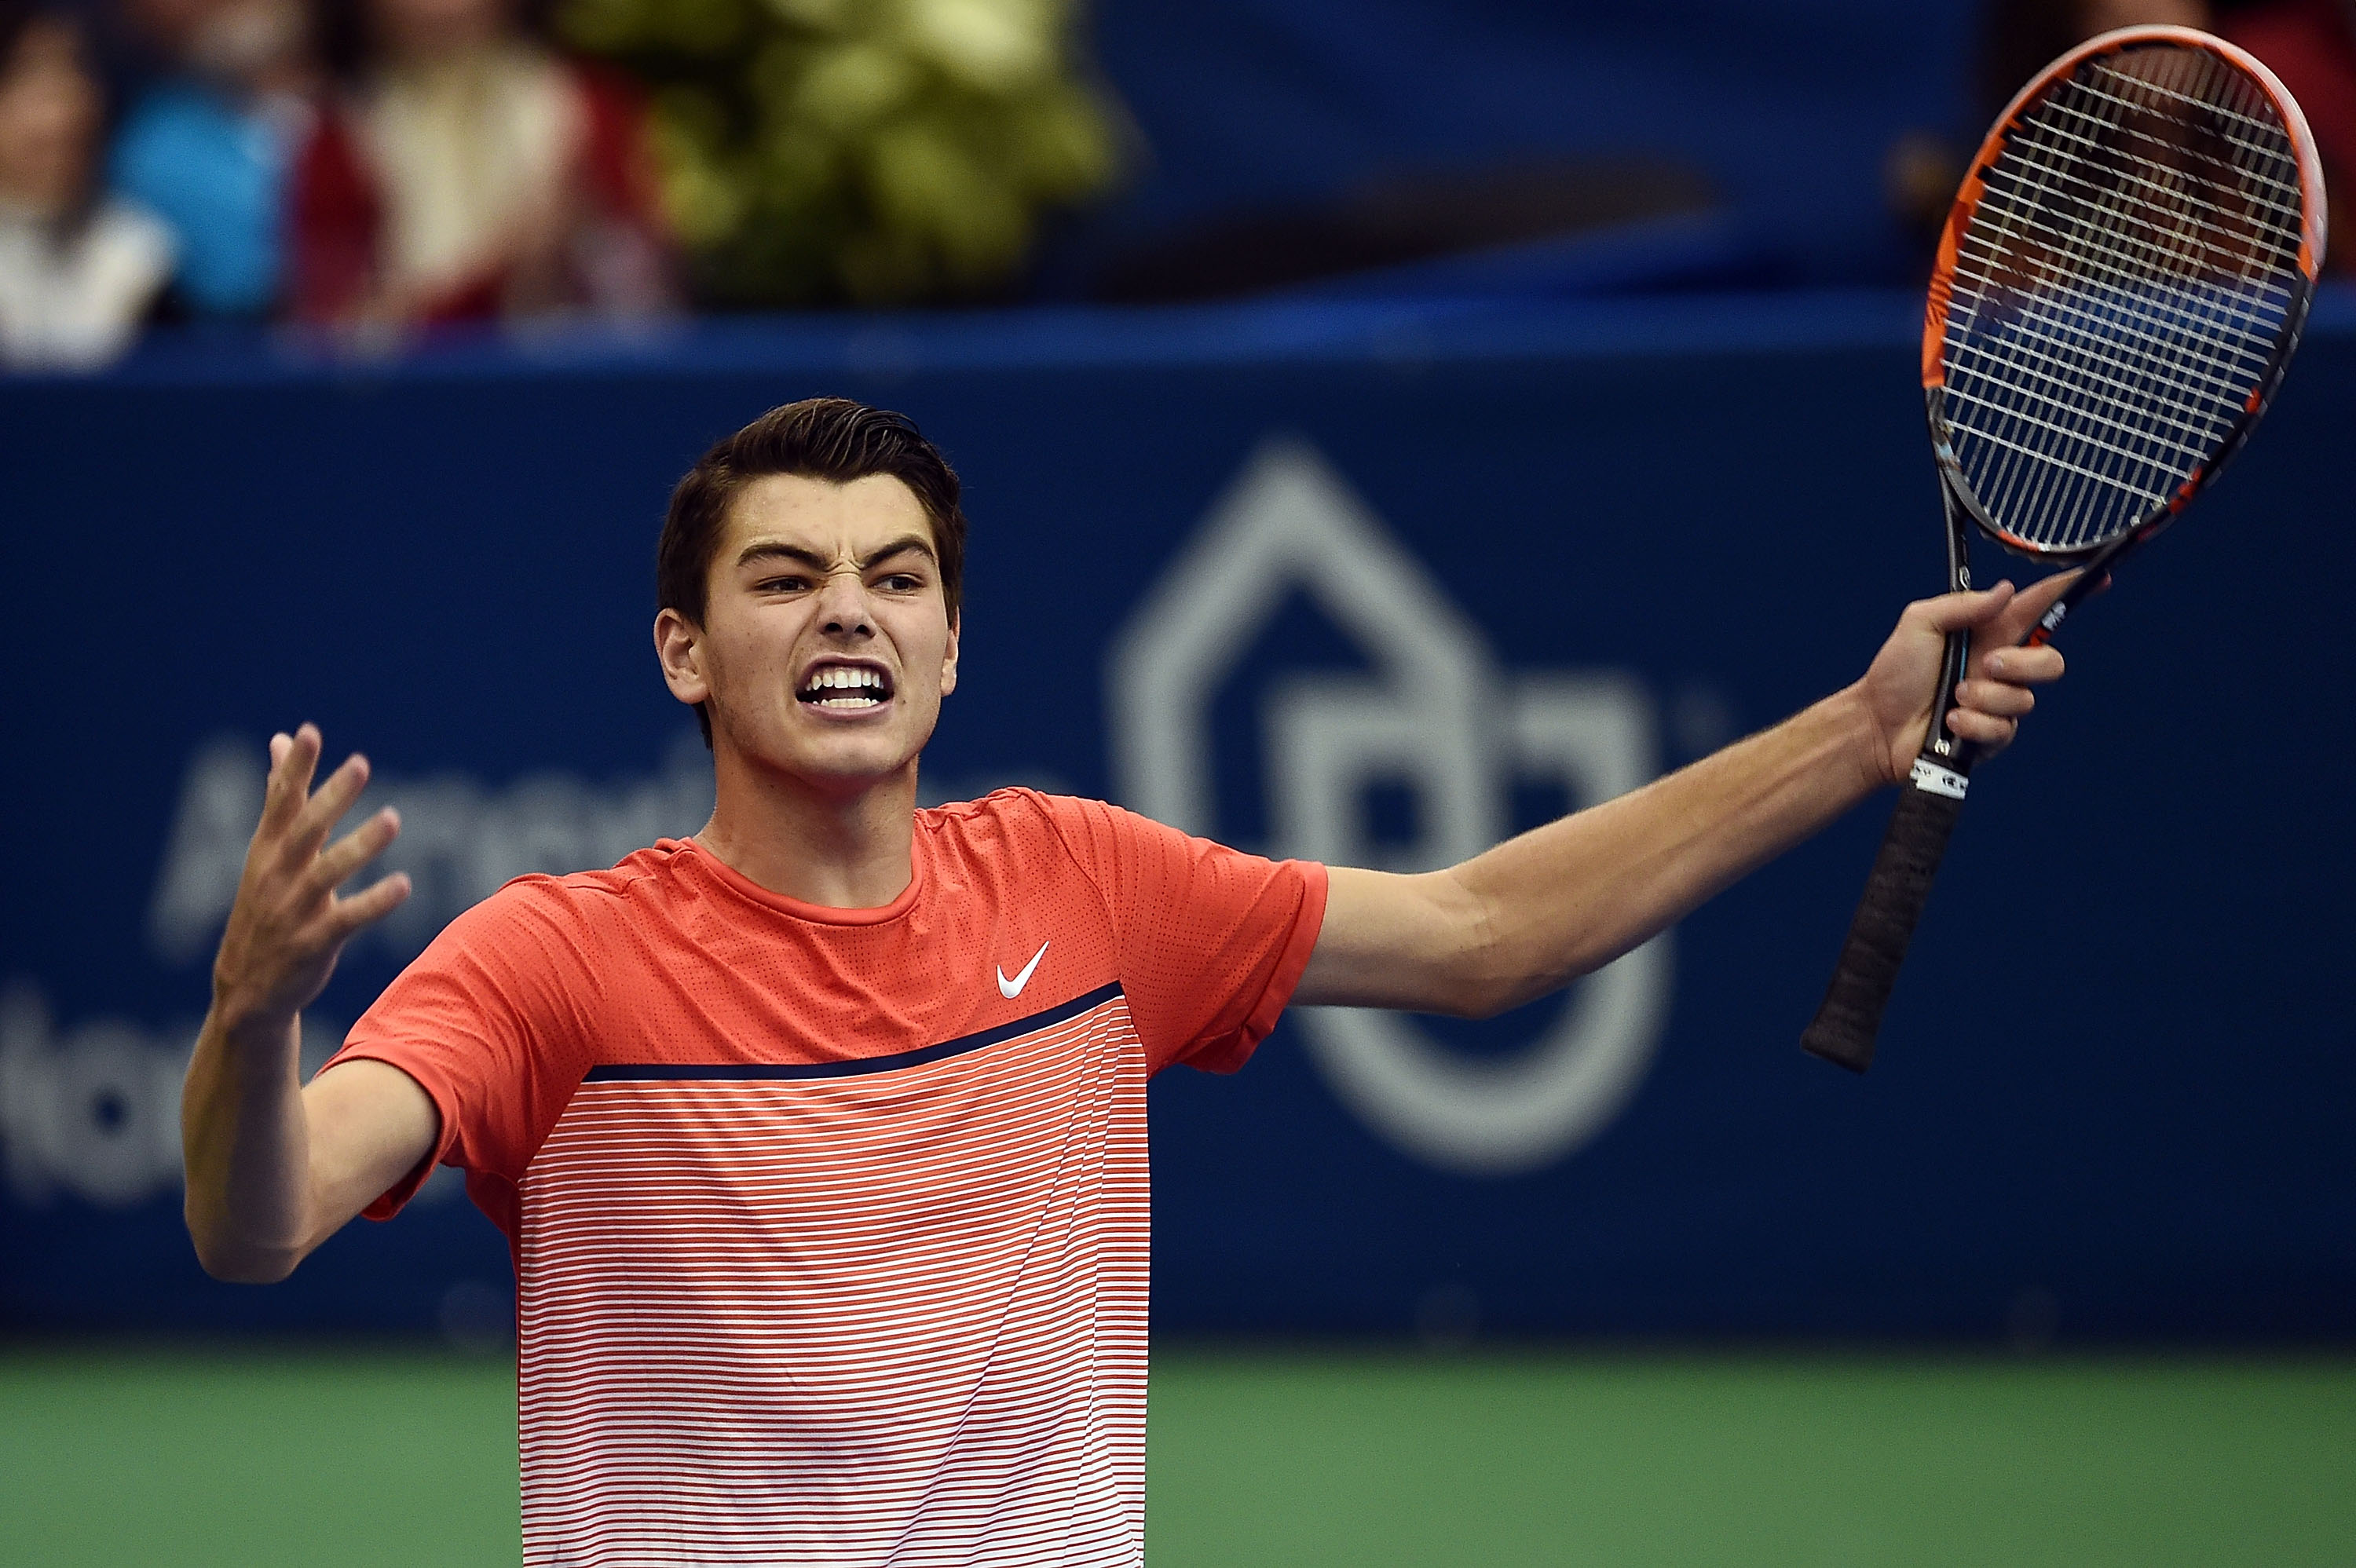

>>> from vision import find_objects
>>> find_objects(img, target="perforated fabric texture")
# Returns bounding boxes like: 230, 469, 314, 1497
321, 792, 1326, 1566
331, 788, 1327, 1226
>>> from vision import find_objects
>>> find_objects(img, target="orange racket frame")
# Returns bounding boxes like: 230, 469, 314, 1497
1801, 25, 2326, 1073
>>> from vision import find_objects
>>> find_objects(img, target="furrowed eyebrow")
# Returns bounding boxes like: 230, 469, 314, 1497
858, 535, 936, 572
736, 541, 829, 572
735, 535, 936, 573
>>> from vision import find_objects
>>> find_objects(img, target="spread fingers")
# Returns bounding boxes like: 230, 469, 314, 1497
258, 725, 322, 835
308, 806, 402, 894
327, 871, 413, 939
285, 751, 374, 861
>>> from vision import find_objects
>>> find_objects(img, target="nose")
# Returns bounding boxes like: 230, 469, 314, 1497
814, 568, 874, 639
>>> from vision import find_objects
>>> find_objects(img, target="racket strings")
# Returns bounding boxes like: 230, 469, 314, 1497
1938, 42, 2305, 553
1976, 108, 2296, 367
1955, 55, 2292, 536
1983, 87, 2297, 375
1948, 50, 2297, 546
1980, 52, 2298, 411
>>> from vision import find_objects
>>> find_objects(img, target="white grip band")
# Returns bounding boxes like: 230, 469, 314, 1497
1910, 758, 1969, 799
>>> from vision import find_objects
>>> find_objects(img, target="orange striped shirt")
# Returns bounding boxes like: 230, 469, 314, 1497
331, 789, 1327, 1566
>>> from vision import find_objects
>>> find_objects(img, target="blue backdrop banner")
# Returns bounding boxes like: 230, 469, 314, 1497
4, 293, 2352, 1343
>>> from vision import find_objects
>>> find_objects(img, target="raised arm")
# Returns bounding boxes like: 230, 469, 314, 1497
1296, 578, 2070, 1016
181, 725, 436, 1283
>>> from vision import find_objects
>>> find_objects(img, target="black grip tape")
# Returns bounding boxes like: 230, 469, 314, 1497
1799, 780, 1966, 1073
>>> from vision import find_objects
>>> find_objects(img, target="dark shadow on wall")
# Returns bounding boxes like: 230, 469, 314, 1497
1090, 156, 1727, 302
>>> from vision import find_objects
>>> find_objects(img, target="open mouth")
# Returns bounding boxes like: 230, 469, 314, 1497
798, 663, 894, 711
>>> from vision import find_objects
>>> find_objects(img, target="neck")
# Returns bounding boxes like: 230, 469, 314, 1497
694, 744, 920, 909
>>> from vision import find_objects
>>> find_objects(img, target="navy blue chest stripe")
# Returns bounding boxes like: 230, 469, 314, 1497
580, 981, 1125, 1083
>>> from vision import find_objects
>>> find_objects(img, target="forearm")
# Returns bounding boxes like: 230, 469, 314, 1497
1301, 583, 2068, 1017
1445, 683, 1887, 1014
181, 1007, 320, 1282
177, 727, 437, 1279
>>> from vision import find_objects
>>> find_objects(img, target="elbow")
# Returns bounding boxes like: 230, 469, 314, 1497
185, 1205, 306, 1285
1440, 953, 1601, 1022
1429, 877, 1526, 1020
1447, 981, 1531, 1022
192, 1238, 303, 1285
1460, 989, 1518, 1022
1443, 916, 1619, 1020
1398, 871, 1595, 1020
215, 1258, 299, 1285
1430, 968, 1535, 1022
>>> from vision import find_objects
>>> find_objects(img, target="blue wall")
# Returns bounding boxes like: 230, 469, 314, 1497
1055, 0, 1975, 291
3, 291, 2352, 1342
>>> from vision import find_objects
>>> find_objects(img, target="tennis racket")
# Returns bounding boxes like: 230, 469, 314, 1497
1801, 25, 2326, 1073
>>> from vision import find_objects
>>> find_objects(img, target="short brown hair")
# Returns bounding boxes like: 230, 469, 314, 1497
657, 397, 968, 744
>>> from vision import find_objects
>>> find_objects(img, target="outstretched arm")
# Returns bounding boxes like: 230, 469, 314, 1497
1296, 578, 2070, 1017
181, 726, 436, 1283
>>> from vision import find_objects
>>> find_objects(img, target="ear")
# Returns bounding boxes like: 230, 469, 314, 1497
938, 609, 960, 698
654, 607, 709, 707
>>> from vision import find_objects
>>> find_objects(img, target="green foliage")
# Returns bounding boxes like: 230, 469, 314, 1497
558, 0, 1125, 307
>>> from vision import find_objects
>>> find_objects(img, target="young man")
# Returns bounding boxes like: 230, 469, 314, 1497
183, 397, 2066, 1565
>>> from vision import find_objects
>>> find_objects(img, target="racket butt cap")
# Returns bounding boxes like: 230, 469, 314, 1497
1801, 1019, 1876, 1073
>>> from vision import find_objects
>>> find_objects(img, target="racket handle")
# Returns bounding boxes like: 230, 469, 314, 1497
1800, 772, 1967, 1073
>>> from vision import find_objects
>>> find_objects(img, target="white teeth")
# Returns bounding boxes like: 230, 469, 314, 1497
802, 665, 887, 704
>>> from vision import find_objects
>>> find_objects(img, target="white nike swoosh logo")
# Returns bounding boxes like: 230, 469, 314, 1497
997, 940, 1050, 1000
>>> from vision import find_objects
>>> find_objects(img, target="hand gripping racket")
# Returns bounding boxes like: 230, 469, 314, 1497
1802, 26, 2326, 1073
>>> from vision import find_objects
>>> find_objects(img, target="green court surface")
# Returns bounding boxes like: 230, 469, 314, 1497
2, 1346, 2351, 1566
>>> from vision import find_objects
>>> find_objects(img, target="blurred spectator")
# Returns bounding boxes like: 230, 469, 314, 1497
108, 0, 316, 319
2211, 0, 2356, 265
291, 0, 675, 329
1892, 0, 2356, 271
0, 3, 173, 367
1977, 0, 2356, 274
1975, 0, 2211, 116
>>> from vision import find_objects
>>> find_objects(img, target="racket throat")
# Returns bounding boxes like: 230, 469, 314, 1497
1922, 627, 1976, 777
1922, 493, 1980, 782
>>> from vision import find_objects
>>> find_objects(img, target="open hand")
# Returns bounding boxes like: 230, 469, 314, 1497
1859, 575, 2074, 785
210, 725, 410, 1036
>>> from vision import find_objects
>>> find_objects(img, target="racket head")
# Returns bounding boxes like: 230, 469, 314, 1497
1923, 26, 2326, 563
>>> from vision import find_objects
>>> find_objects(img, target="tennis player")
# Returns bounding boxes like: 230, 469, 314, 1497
181, 397, 2066, 1565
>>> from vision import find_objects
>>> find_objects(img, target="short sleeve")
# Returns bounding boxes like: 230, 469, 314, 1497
1033, 795, 1327, 1075
323, 878, 602, 1220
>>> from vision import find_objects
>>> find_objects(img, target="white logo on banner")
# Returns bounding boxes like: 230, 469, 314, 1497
146, 734, 722, 966
1108, 440, 1673, 1175
145, 737, 1063, 970
0, 988, 455, 1209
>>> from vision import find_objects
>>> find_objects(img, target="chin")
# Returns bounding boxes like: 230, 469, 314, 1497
770, 732, 925, 795
719, 702, 938, 795
807, 756, 917, 794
